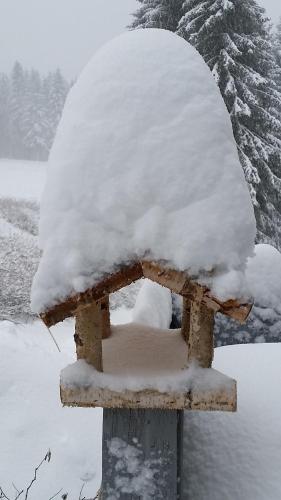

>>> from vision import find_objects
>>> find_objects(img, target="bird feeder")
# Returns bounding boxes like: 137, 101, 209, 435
40, 259, 251, 412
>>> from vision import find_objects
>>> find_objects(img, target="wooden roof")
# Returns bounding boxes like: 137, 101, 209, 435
40, 260, 252, 327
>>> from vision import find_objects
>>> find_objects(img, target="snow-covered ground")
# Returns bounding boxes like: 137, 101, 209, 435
1, 160, 281, 499
1, 309, 281, 499
0, 159, 45, 321
0, 159, 46, 201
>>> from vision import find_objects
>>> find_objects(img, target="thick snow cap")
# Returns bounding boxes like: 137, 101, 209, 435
31, 29, 256, 313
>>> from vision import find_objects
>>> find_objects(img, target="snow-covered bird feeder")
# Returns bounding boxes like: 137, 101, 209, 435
31, 29, 256, 413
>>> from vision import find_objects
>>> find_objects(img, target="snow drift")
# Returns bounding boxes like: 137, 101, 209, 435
31, 29, 255, 313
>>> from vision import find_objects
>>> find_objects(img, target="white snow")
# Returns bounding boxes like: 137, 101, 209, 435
184, 343, 281, 500
0, 159, 46, 201
246, 244, 281, 309
106, 438, 162, 500
61, 323, 232, 394
211, 243, 281, 307
1, 311, 281, 499
31, 28, 255, 314
132, 279, 172, 329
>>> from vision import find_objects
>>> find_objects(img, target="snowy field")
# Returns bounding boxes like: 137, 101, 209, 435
0, 159, 46, 201
0, 159, 46, 321
0, 311, 281, 499
1, 159, 281, 499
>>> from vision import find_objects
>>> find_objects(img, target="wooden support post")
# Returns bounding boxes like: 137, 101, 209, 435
101, 409, 183, 499
100, 296, 111, 339
188, 293, 214, 368
75, 302, 103, 372
181, 297, 191, 343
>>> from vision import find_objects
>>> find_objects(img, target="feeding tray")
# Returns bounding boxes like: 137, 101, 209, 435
60, 323, 237, 411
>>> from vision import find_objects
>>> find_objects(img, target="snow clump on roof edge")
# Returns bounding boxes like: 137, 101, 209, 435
31, 29, 256, 313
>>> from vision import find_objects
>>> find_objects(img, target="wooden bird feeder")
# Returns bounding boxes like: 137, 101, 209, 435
41, 259, 252, 413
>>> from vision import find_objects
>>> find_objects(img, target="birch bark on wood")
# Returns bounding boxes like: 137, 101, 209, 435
188, 291, 214, 368
75, 302, 103, 372
100, 296, 111, 339
181, 297, 191, 343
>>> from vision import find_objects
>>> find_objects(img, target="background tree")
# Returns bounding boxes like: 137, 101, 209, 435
0, 74, 11, 157
131, 0, 281, 250
0, 63, 70, 161
177, 0, 281, 249
130, 0, 183, 31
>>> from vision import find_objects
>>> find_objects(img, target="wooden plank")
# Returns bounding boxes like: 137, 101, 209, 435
100, 296, 111, 339
60, 372, 237, 412
141, 260, 194, 295
40, 262, 143, 327
181, 297, 191, 343
101, 409, 183, 499
75, 302, 103, 372
202, 295, 252, 323
188, 291, 214, 368
141, 260, 252, 323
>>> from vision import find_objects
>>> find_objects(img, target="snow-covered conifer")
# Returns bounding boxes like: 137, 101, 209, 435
272, 17, 281, 91
10, 62, 27, 158
130, 0, 183, 31
0, 74, 11, 157
23, 70, 49, 160
48, 70, 68, 133
177, 0, 281, 248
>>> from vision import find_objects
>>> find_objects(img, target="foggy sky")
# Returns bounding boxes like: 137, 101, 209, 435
0, 0, 279, 80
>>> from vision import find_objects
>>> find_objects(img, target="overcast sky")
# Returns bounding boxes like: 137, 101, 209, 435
0, 0, 279, 79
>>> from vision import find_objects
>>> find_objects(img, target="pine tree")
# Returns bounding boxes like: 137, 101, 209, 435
0, 64, 70, 161
130, 0, 183, 31
272, 17, 281, 91
0, 74, 11, 157
273, 17, 281, 68
44, 69, 68, 151
10, 61, 27, 158
177, 0, 281, 249
23, 70, 49, 160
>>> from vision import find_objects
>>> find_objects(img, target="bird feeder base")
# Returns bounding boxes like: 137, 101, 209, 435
60, 374, 236, 411
60, 323, 237, 412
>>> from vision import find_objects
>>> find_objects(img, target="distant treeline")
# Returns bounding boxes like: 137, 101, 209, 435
0, 62, 70, 161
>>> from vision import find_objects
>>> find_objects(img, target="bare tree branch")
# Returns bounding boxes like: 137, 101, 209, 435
48, 488, 63, 500
12, 484, 23, 500
0, 486, 10, 500
24, 450, 51, 500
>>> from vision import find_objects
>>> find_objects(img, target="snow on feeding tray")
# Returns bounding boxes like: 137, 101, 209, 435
31, 29, 255, 410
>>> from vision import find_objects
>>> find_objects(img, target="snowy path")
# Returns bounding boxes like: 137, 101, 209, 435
0, 309, 281, 499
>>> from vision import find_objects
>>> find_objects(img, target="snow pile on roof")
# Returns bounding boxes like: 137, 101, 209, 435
31, 28, 255, 313
211, 243, 281, 306
246, 244, 281, 309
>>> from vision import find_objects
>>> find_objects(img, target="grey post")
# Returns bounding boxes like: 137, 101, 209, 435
101, 408, 183, 500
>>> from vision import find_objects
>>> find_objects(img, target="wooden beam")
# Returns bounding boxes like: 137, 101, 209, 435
74, 302, 104, 372
181, 297, 191, 343
188, 289, 214, 368
40, 262, 143, 327
205, 295, 253, 323
142, 260, 252, 323
40, 259, 252, 327
141, 260, 194, 295
100, 296, 111, 339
